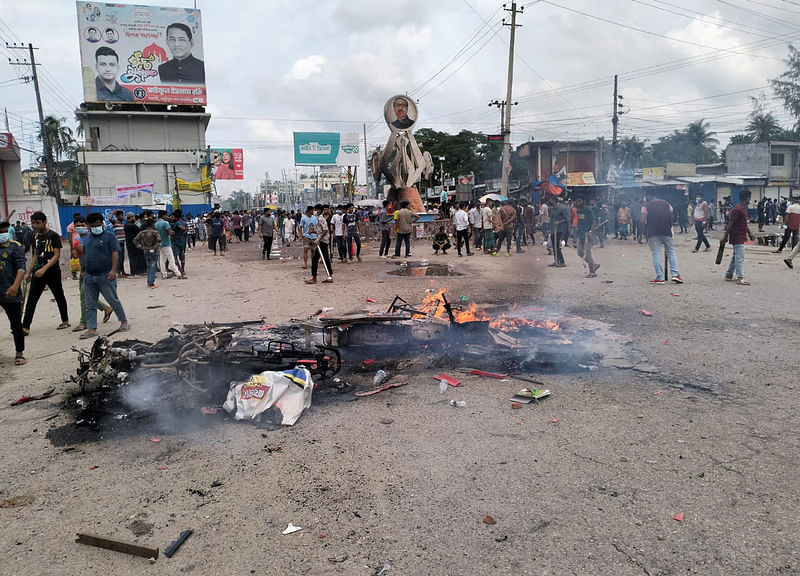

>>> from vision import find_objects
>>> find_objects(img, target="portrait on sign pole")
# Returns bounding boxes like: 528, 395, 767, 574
384, 95, 417, 131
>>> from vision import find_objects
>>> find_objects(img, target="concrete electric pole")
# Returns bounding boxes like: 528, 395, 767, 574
501, 3, 522, 196
8, 43, 59, 199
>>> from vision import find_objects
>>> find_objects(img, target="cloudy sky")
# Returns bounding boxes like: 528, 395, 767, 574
1, 0, 798, 196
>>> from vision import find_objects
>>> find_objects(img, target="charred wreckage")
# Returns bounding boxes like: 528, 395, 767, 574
66, 290, 643, 429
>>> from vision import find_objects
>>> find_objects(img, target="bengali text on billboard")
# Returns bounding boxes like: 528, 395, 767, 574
293, 132, 360, 166
210, 148, 244, 180
76, 2, 206, 105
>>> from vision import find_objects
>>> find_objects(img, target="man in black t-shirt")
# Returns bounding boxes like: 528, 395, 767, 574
22, 211, 70, 333
343, 204, 362, 262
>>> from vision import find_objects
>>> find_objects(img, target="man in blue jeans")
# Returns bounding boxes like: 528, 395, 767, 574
79, 212, 130, 339
722, 189, 754, 285
393, 200, 418, 258
642, 192, 683, 284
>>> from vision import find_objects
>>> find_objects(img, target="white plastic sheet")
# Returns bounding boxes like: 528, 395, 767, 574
223, 367, 313, 426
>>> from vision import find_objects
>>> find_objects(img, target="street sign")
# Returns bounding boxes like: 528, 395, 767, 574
487, 135, 503, 142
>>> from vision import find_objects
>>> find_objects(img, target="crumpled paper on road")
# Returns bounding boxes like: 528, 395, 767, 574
223, 367, 313, 425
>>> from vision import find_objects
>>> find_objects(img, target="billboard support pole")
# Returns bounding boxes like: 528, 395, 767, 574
363, 123, 369, 196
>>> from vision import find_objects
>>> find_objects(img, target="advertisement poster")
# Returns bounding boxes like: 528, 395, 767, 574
293, 132, 360, 166
76, 2, 206, 105
210, 148, 244, 180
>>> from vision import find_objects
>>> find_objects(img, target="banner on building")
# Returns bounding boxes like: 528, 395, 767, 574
210, 148, 244, 179
293, 132, 360, 166
566, 172, 596, 186
642, 167, 665, 180
82, 195, 130, 206
176, 177, 212, 193
76, 2, 206, 106
116, 182, 154, 199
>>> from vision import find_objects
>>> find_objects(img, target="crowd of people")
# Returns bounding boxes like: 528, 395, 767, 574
3, 191, 798, 366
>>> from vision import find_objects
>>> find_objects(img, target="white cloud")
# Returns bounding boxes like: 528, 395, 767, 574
284, 55, 328, 81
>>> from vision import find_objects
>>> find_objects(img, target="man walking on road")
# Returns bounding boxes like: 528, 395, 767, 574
0, 220, 27, 365
378, 200, 393, 258
481, 200, 495, 255
575, 197, 599, 277
343, 204, 362, 262
453, 202, 472, 257
258, 207, 277, 260
722, 189, 754, 285
494, 201, 516, 256
776, 198, 799, 254
642, 192, 682, 284
305, 204, 333, 284
468, 202, 482, 250
692, 195, 711, 252
549, 198, 567, 267
22, 211, 70, 333
300, 206, 318, 269
155, 210, 182, 278
79, 212, 130, 339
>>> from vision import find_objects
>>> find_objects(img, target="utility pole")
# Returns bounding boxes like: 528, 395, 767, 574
612, 74, 618, 165
8, 43, 59, 199
501, 3, 523, 196
611, 75, 625, 167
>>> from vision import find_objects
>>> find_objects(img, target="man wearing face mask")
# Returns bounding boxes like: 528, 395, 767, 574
70, 215, 113, 333
78, 213, 130, 339
0, 221, 26, 365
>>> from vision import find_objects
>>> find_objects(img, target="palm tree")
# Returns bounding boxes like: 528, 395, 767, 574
746, 112, 782, 143
60, 144, 86, 197
618, 136, 646, 170
38, 115, 75, 162
685, 119, 719, 148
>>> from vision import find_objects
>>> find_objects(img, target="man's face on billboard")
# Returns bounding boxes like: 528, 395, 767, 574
167, 27, 192, 60
394, 99, 408, 121
96, 55, 119, 81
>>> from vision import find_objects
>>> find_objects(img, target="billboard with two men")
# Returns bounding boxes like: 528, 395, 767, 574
76, 2, 206, 105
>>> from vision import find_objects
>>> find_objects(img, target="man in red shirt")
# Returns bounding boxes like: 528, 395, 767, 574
721, 189, 754, 285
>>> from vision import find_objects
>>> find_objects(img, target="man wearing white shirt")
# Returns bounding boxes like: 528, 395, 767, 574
453, 202, 472, 257
468, 203, 482, 250
331, 207, 346, 263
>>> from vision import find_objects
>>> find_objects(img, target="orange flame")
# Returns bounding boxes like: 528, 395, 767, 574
411, 290, 559, 332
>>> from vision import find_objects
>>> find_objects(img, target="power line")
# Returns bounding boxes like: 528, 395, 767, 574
542, 0, 785, 60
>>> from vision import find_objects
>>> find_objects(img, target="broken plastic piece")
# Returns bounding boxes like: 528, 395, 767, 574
483, 515, 497, 525
282, 523, 302, 535
372, 370, 388, 386
673, 513, 684, 522
434, 373, 461, 387
366, 298, 377, 303
164, 529, 192, 558
449, 400, 467, 408
641, 310, 653, 316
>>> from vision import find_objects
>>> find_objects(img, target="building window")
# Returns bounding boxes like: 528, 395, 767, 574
771, 153, 785, 167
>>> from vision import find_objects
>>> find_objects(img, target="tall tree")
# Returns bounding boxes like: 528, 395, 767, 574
771, 44, 800, 129
649, 119, 720, 165
746, 112, 782, 143
39, 115, 74, 162
685, 119, 719, 148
